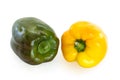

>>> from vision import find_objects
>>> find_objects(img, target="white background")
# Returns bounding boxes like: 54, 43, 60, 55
0, 0, 120, 80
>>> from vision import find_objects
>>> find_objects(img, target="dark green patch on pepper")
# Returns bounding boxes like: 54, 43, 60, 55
11, 17, 59, 65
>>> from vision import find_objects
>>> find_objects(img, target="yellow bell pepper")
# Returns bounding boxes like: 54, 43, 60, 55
61, 21, 107, 68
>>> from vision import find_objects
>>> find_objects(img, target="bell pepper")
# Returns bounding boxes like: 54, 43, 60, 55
61, 21, 107, 68
11, 17, 59, 65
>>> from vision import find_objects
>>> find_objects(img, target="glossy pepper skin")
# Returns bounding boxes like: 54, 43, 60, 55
11, 17, 59, 65
61, 21, 107, 68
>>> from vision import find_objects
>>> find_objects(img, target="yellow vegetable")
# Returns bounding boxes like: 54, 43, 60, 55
61, 21, 107, 68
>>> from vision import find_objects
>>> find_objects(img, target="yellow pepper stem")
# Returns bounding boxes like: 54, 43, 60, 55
74, 39, 86, 52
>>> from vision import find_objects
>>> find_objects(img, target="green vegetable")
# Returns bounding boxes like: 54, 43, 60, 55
11, 17, 59, 65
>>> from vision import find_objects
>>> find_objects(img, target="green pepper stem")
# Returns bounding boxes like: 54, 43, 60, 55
38, 41, 51, 54
74, 39, 86, 52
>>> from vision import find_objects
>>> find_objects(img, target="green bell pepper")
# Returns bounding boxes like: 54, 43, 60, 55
11, 17, 59, 65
